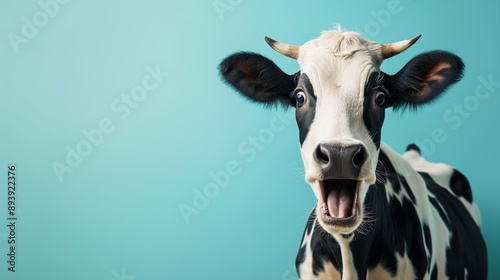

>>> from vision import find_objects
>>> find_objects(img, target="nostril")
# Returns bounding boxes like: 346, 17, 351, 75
315, 144, 330, 164
352, 147, 366, 168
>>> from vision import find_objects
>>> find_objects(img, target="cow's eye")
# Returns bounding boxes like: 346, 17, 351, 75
295, 91, 306, 107
375, 91, 386, 106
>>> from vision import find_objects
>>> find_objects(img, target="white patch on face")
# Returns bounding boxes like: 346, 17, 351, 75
295, 31, 384, 233
297, 31, 383, 184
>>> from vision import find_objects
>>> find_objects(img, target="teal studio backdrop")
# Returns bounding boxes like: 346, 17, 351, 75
0, 1, 499, 279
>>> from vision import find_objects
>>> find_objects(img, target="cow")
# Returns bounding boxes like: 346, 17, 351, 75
218, 27, 487, 279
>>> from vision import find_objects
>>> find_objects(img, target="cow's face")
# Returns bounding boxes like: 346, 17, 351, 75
219, 29, 463, 236
290, 32, 390, 234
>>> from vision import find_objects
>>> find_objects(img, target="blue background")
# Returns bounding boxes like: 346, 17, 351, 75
0, 1, 499, 279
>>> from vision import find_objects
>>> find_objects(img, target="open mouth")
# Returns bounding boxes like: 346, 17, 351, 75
318, 179, 361, 227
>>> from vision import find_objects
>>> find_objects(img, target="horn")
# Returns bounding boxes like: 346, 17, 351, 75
381, 34, 422, 59
264, 36, 299, 59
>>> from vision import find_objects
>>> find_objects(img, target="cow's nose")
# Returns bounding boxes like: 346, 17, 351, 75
314, 143, 367, 179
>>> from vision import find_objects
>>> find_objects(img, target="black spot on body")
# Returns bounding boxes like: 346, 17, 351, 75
430, 264, 438, 280
422, 172, 487, 279
378, 151, 401, 194
406, 143, 421, 154
449, 169, 473, 203
421, 173, 451, 227
423, 224, 433, 267
311, 227, 342, 276
353, 183, 393, 279
295, 210, 343, 276
428, 196, 450, 227
295, 210, 316, 269
295, 243, 306, 271
296, 151, 487, 280
399, 174, 417, 204
371, 153, 429, 278
387, 195, 429, 279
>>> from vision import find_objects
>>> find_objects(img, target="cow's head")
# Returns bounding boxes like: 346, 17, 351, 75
218, 29, 463, 236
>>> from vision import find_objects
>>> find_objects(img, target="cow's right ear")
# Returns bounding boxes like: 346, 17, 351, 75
218, 52, 298, 107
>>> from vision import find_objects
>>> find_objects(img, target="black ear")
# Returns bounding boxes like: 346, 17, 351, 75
384, 50, 465, 110
218, 52, 297, 107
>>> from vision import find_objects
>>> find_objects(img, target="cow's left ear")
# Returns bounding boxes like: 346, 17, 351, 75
384, 50, 464, 110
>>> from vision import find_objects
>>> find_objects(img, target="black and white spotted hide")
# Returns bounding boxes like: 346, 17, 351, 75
218, 29, 487, 280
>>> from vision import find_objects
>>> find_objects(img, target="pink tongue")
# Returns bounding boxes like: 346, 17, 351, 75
327, 186, 354, 218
